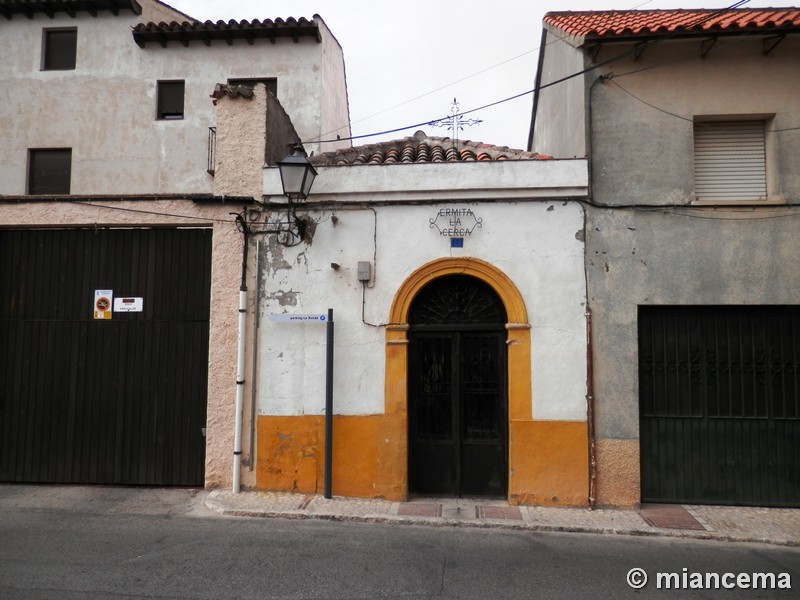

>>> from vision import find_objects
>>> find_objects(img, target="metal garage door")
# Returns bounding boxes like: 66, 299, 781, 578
0, 228, 211, 486
639, 306, 799, 507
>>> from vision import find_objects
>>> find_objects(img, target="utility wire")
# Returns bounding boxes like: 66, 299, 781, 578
306, 0, 755, 145
608, 79, 800, 134
65, 200, 239, 224
316, 0, 684, 141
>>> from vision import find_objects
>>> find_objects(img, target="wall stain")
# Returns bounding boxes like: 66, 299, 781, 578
269, 289, 299, 306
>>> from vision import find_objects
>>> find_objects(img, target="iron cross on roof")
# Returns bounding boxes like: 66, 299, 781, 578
428, 98, 482, 143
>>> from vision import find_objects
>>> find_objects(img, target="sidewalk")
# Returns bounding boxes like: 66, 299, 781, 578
205, 490, 800, 547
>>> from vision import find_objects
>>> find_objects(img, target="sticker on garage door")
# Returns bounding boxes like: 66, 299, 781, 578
94, 289, 113, 320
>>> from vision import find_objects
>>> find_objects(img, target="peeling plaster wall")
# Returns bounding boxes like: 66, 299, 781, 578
587, 210, 800, 439
257, 201, 587, 420
252, 193, 590, 502
579, 36, 800, 505
0, 11, 347, 196
0, 200, 244, 490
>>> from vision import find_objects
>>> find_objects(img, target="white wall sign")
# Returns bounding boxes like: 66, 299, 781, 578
429, 208, 483, 237
269, 314, 327, 323
114, 297, 144, 312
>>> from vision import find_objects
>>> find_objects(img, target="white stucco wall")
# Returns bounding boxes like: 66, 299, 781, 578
530, 30, 588, 158
257, 160, 590, 422
315, 17, 352, 149
0, 11, 349, 196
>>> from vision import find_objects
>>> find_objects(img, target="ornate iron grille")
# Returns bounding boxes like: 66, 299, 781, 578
639, 305, 800, 507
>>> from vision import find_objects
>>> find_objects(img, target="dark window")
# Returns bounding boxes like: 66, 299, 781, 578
227, 78, 277, 96
43, 29, 77, 70
157, 81, 185, 120
28, 149, 72, 195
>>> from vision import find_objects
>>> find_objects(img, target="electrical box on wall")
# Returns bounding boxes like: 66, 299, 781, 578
357, 261, 372, 282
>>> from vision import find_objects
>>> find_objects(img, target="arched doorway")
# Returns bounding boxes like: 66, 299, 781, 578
407, 275, 508, 497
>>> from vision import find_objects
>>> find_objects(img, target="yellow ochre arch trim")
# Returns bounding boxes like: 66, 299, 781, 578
388, 257, 528, 325
385, 257, 533, 501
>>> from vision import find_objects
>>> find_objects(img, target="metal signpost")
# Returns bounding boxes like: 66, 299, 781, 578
269, 309, 334, 499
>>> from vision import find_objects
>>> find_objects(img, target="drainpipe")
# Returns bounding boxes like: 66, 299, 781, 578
232, 214, 250, 493
586, 306, 597, 509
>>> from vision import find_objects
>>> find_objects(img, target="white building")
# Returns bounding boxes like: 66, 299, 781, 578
247, 132, 591, 505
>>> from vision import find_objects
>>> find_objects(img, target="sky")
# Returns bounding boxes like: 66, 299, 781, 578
165, 1, 780, 151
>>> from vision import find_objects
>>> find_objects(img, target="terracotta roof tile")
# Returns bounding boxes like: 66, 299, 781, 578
545, 7, 800, 41
0, 0, 141, 18
132, 16, 320, 47
312, 131, 548, 167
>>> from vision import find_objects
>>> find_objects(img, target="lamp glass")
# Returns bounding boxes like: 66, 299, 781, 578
278, 147, 317, 200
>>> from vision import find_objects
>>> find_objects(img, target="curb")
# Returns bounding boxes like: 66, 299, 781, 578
203, 493, 799, 548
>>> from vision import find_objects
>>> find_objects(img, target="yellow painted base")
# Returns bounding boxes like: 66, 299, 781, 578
256, 414, 588, 506
256, 414, 406, 500
509, 420, 589, 507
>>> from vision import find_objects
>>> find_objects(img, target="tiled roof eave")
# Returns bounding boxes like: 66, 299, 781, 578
0, 0, 141, 19
579, 24, 800, 46
132, 18, 321, 48
544, 8, 800, 43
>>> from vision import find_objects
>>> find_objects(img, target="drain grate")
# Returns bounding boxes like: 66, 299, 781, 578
398, 503, 443, 517
476, 506, 523, 520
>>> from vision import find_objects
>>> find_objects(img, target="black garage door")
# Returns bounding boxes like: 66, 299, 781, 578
0, 228, 211, 486
639, 306, 799, 507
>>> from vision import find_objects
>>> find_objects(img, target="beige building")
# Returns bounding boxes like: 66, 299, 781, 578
530, 7, 800, 508
0, 0, 349, 489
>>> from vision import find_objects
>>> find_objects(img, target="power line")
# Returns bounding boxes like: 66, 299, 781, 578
307, 1, 760, 145
65, 200, 239, 224
608, 79, 800, 134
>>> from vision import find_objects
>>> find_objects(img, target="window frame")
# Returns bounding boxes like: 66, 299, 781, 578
156, 80, 185, 121
42, 28, 77, 71
28, 148, 72, 195
692, 116, 780, 205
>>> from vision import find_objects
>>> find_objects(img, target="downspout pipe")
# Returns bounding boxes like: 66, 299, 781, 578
232, 213, 250, 493
586, 306, 597, 509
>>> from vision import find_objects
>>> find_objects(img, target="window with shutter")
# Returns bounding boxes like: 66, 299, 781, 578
157, 81, 185, 120
693, 120, 767, 202
28, 149, 72, 195
43, 29, 77, 71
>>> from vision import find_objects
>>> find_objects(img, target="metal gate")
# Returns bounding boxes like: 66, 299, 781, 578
639, 306, 800, 507
0, 228, 212, 486
408, 275, 507, 497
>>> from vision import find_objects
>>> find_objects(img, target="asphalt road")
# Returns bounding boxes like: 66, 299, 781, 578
0, 486, 798, 599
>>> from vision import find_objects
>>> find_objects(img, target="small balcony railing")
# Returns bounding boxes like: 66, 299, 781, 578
207, 127, 216, 175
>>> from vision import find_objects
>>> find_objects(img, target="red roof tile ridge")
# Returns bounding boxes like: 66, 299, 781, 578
310, 130, 546, 166
544, 6, 800, 38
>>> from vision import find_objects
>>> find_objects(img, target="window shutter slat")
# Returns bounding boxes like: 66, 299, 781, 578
693, 121, 767, 201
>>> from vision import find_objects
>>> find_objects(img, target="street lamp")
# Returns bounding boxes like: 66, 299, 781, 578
277, 145, 317, 201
